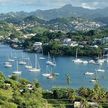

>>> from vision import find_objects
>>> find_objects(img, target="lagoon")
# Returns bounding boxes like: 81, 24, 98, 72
0, 44, 108, 90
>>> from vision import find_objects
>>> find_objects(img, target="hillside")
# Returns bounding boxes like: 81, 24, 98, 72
8, 16, 102, 33
0, 4, 108, 22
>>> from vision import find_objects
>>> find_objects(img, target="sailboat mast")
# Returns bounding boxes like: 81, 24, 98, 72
16, 61, 18, 71
76, 48, 78, 59
48, 52, 51, 60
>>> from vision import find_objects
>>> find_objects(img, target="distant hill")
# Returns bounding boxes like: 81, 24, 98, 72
30, 4, 108, 20
0, 4, 108, 21
14, 16, 102, 32
0, 4, 107, 33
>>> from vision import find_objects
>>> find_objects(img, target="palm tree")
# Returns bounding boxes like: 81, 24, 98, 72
66, 73, 71, 87
68, 89, 76, 103
80, 98, 89, 108
90, 83, 106, 102
78, 87, 91, 99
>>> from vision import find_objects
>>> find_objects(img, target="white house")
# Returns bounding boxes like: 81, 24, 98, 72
70, 41, 78, 47
33, 42, 42, 47
33, 42, 42, 51
103, 37, 108, 44
74, 101, 99, 108
63, 38, 71, 44
90, 45, 99, 48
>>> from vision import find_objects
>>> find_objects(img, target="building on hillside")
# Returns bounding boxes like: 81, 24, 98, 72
33, 42, 42, 52
102, 37, 108, 44
74, 101, 99, 108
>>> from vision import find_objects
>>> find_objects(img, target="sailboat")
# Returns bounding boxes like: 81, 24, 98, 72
47, 66, 59, 79
97, 54, 105, 65
46, 52, 56, 66
25, 57, 32, 69
8, 52, 15, 62
4, 55, 13, 68
29, 54, 40, 72
90, 72, 98, 84
85, 72, 94, 76
96, 64, 105, 73
39, 47, 46, 60
4, 62, 12, 68
19, 52, 26, 65
89, 60, 96, 64
72, 48, 82, 64
12, 61, 21, 75
42, 65, 51, 77
42, 63, 59, 79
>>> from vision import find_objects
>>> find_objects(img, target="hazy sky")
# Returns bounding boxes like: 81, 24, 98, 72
0, 0, 108, 13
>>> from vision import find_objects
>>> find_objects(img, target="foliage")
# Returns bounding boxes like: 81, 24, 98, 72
0, 73, 53, 108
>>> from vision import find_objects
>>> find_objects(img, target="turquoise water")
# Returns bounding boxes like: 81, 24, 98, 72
0, 44, 108, 90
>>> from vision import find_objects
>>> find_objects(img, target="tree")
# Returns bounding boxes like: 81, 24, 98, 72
68, 89, 76, 103
80, 98, 89, 108
66, 73, 71, 86
90, 83, 106, 102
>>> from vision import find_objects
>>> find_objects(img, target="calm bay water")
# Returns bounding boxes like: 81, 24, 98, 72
0, 44, 108, 90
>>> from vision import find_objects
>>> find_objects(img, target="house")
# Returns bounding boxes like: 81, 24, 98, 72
70, 41, 78, 47
74, 101, 99, 108
102, 37, 108, 44
104, 48, 108, 55
33, 42, 42, 52
90, 45, 99, 48
11, 38, 19, 43
33, 42, 42, 47
93, 38, 102, 45
79, 41, 88, 45
63, 38, 71, 44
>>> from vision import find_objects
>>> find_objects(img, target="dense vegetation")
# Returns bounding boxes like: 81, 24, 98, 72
23, 29, 108, 56
0, 72, 53, 108
0, 72, 108, 108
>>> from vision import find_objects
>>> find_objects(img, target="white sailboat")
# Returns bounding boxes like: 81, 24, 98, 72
89, 60, 96, 64
96, 69, 105, 73
25, 57, 32, 69
85, 72, 94, 76
42, 65, 51, 77
39, 47, 46, 60
42, 64, 59, 79
82, 60, 88, 64
97, 54, 105, 65
19, 52, 26, 65
4, 62, 12, 68
8, 51, 15, 62
72, 48, 83, 64
97, 59, 105, 65
90, 79, 97, 83
96, 64, 105, 73
12, 61, 21, 75
29, 54, 40, 72
46, 52, 56, 66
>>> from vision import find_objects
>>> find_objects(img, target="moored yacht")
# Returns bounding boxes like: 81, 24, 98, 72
12, 61, 21, 75
4, 62, 12, 68
89, 60, 96, 64
25, 58, 32, 69
96, 69, 105, 73
85, 72, 94, 76
82, 60, 88, 64
29, 54, 40, 72
46, 52, 56, 66
19, 52, 26, 65
72, 48, 83, 64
